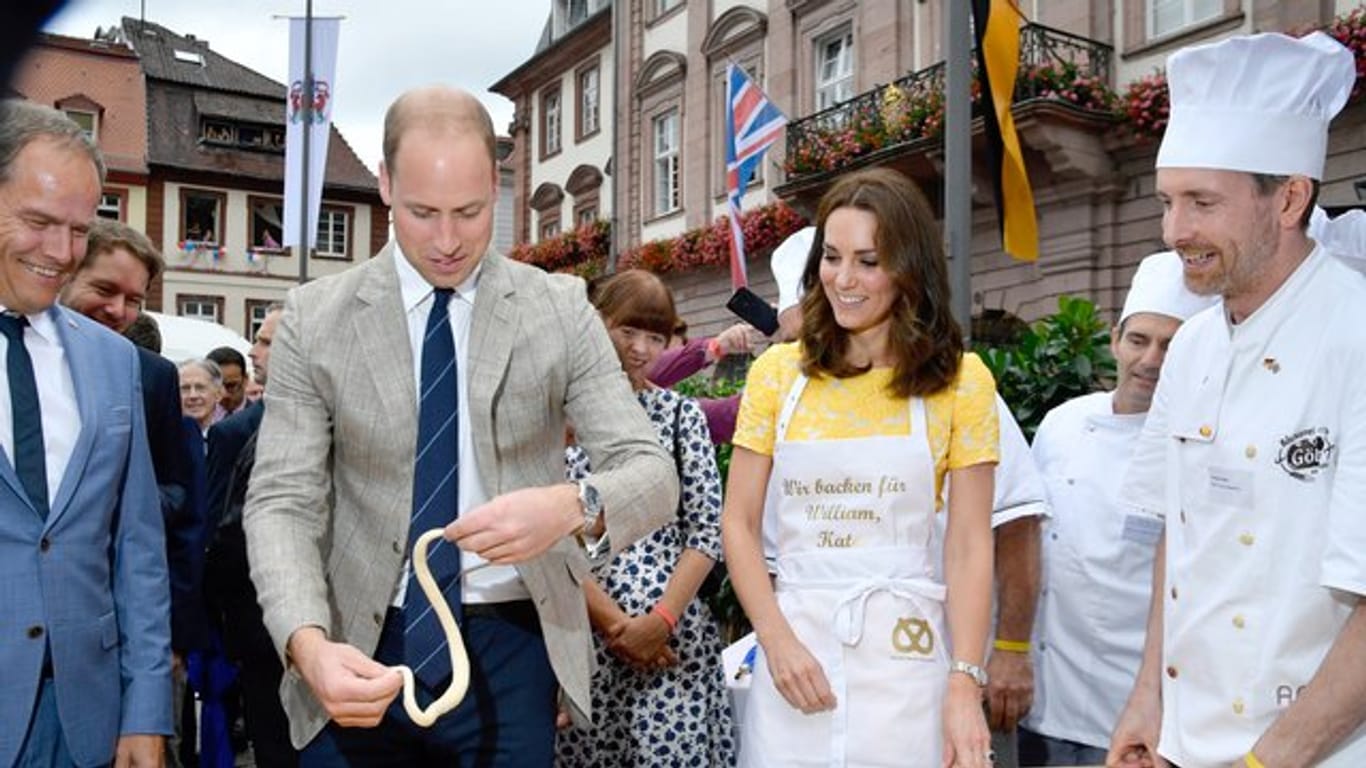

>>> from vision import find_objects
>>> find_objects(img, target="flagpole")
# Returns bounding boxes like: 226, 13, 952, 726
297, 0, 313, 284
945, 0, 973, 341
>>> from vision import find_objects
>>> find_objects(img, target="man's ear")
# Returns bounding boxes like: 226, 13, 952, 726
378, 161, 393, 207
1280, 176, 1315, 229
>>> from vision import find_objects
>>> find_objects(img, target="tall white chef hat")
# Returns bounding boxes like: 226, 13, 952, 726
1156, 32, 1355, 180
1120, 250, 1218, 324
771, 226, 815, 314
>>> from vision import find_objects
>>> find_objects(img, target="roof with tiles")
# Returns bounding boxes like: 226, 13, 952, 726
119, 17, 376, 193
12, 33, 149, 175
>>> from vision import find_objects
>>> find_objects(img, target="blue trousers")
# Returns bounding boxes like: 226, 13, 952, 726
301, 605, 556, 768
17, 678, 81, 768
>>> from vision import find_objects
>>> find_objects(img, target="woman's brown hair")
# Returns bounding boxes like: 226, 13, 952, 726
798, 167, 964, 398
587, 268, 678, 338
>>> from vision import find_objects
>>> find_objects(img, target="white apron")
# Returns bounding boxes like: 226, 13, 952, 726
740, 375, 948, 768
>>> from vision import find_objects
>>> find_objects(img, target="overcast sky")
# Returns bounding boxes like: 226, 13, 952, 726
44, 0, 550, 172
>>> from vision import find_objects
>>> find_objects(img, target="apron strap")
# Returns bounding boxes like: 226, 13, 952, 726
775, 373, 810, 443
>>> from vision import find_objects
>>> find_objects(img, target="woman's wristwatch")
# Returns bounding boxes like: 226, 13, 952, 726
949, 659, 989, 687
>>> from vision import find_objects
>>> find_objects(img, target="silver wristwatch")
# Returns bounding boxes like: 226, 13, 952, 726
575, 480, 610, 565
949, 659, 989, 687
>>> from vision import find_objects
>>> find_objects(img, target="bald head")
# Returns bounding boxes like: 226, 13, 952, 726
382, 87, 496, 178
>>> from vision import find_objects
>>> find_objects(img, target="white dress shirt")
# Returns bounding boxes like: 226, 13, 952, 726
392, 247, 528, 604
0, 305, 82, 507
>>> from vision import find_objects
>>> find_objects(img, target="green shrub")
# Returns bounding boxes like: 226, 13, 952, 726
975, 295, 1115, 439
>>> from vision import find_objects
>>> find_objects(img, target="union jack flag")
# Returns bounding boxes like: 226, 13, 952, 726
725, 63, 787, 288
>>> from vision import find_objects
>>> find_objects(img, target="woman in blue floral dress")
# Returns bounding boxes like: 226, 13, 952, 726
555, 269, 736, 767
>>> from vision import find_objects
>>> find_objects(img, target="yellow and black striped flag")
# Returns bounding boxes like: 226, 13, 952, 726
970, 0, 1038, 261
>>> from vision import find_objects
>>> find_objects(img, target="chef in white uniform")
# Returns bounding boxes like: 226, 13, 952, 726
1018, 251, 1214, 766
1109, 32, 1366, 768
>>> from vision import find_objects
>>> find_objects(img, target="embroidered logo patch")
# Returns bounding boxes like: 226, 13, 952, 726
891, 617, 934, 656
1275, 427, 1334, 481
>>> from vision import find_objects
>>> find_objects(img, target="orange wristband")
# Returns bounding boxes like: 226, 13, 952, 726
706, 338, 724, 360
652, 603, 678, 633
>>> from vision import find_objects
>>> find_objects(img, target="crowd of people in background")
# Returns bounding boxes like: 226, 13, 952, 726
2, 23, 1365, 768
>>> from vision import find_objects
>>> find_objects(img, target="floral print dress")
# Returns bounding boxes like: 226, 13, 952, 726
555, 388, 737, 767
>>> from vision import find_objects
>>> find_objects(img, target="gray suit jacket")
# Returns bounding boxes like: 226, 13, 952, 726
243, 246, 677, 747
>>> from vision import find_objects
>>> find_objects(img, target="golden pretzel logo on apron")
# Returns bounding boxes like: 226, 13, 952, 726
891, 616, 934, 655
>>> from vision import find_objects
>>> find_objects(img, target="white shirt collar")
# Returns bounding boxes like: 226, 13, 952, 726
0, 304, 61, 346
393, 244, 481, 313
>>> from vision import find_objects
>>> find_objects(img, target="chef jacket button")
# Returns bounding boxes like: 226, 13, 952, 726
1170, 586, 1178, 600
1199, 425, 1212, 438
372, 612, 384, 626
1232, 698, 1245, 715
391, 540, 402, 554
1180, 509, 1187, 524
1087, 425, 1096, 432
1067, 478, 1075, 485
1039, 641, 1048, 651
1166, 665, 1178, 679
1233, 614, 1246, 629
1245, 445, 1257, 459
1239, 532, 1255, 547
1051, 532, 1058, 541
26, 625, 43, 639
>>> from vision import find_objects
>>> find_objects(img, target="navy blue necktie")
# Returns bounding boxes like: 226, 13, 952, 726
404, 288, 462, 689
0, 314, 48, 518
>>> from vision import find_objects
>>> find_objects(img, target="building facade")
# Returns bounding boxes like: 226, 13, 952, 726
15, 21, 387, 343
498, 0, 1366, 338
118, 18, 386, 341
11, 33, 151, 234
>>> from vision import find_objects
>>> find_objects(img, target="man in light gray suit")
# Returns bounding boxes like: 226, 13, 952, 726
243, 86, 677, 764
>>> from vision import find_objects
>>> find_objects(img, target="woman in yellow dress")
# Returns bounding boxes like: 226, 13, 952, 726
723, 167, 998, 768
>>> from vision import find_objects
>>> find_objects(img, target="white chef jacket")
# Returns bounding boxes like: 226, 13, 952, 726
1309, 207, 1366, 276
1122, 246, 1366, 767
1022, 391, 1152, 749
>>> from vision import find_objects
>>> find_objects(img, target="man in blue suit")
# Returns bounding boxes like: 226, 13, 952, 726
0, 100, 171, 766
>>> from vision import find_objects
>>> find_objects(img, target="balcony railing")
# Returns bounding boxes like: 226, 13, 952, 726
783, 23, 1116, 178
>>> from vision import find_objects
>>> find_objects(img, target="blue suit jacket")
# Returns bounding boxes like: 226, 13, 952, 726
0, 306, 172, 767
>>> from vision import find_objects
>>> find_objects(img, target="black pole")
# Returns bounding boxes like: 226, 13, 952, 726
297, 0, 313, 284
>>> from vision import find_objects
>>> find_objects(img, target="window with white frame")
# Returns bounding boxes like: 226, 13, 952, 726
815, 27, 855, 111
64, 110, 97, 142
245, 300, 274, 341
97, 191, 123, 221
315, 207, 350, 258
579, 66, 600, 138
1148, 0, 1222, 39
178, 296, 221, 323
543, 88, 562, 157
653, 109, 680, 216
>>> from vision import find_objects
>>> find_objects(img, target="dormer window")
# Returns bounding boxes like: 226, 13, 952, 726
173, 49, 204, 65
64, 109, 97, 142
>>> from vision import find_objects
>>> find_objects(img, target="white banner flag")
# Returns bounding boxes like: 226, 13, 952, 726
283, 17, 340, 249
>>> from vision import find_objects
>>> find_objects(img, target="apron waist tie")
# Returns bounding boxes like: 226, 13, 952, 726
778, 576, 946, 648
